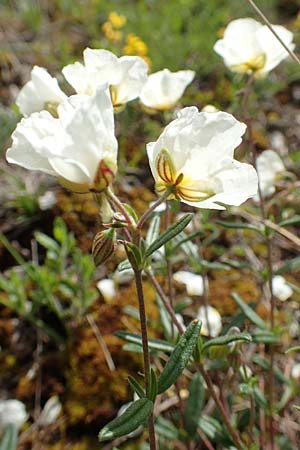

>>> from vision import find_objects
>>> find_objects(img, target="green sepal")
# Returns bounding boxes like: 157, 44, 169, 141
145, 213, 193, 258
157, 319, 201, 394
98, 398, 153, 442
124, 242, 143, 271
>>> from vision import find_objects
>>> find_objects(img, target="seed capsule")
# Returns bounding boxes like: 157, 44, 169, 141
92, 228, 116, 267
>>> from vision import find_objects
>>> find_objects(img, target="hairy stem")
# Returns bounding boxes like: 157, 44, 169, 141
137, 189, 172, 230
133, 269, 157, 450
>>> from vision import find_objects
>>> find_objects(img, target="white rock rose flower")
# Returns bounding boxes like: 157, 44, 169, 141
17, 66, 67, 117
96, 278, 116, 302
39, 396, 62, 426
272, 275, 293, 302
173, 271, 204, 296
0, 399, 28, 432
7, 86, 118, 193
140, 68, 195, 110
256, 149, 285, 198
147, 107, 258, 209
197, 305, 222, 337
62, 48, 148, 107
214, 18, 295, 77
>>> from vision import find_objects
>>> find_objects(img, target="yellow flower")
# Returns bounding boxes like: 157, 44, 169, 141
108, 12, 126, 29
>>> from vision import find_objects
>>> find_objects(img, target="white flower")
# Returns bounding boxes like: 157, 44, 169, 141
291, 363, 300, 380
17, 66, 67, 117
147, 107, 258, 210
7, 86, 118, 193
39, 396, 62, 426
173, 271, 204, 296
62, 48, 148, 107
214, 18, 295, 77
96, 279, 116, 301
0, 399, 28, 432
140, 69, 195, 110
256, 149, 285, 198
197, 305, 222, 337
272, 275, 293, 302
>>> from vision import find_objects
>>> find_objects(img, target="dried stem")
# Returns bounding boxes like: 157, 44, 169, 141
246, 0, 300, 65
133, 269, 157, 450
86, 314, 116, 372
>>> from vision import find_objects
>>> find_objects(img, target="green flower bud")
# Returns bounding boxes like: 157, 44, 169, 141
92, 228, 116, 267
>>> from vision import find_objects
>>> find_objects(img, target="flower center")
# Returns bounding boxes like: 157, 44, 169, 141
155, 148, 215, 202
231, 53, 266, 74
44, 101, 59, 118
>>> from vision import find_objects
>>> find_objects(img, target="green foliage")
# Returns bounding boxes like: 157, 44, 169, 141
0, 425, 18, 450
0, 218, 98, 343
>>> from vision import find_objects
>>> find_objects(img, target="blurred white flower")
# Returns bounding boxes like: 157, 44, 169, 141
147, 107, 258, 209
140, 69, 195, 110
39, 396, 62, 426
7, 86, 118, 193
97, 279, 116, 301
0, 399, 28, 432
255, 149, 285, 198
197, 305, 222, 337
62, 48, 148, 107
173, 271, 204, 296
214, 18, 295, 77
17, 66, 67, 117
201, 104, 219, 113
113, 268, 134, 285
272, 275, 293, 302
291, 363, 300, 380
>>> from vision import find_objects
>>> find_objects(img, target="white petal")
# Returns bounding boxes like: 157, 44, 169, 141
257, 25, 295, 74
140, 68, 195, 109
17, 66, 66, 116
113, 56, 148, 104
62, 62, 90, 95
173, 271, 204, 296
97, 279, 116, 301
256, 149, 285, 198
39, 396, 62, 426
197, 305, 222, 337
6, 112, 60, 175
272, 275, 293, 301
0, 399, 28, 431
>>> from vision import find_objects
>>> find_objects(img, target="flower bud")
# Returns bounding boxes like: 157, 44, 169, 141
92, 228, 116, 267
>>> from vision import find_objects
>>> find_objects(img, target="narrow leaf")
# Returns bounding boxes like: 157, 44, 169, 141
115, 330, 174, 353
184, 372, 205, 436
0, 424, 18, 450
286, 346, 300, 354
149, 368, 158, 401
201, 332, 252, 353
146, 215, 161, 247
128, 375, 145, 398
232, 293, 266, 330
275, 256, 300, 275
145, 213, 193, 258
98, 398, 153, 442
216, 220, 262, 233
278, 216, 300, 227
157, 320, 201, 394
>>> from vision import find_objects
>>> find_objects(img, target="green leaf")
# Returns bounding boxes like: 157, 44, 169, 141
155, 416, 179, 440
146, 215, 161, 247
201, 332, 252, 353
34, 232, 60, 253
117, 259, 132, 272
252, 330, 279, 344
123, 203, 138, 224
0, 424, 18, 450
128, 375, 145, 398
216, 220, 262, 233
98, 398, 153, 442
286, 346, 300, 354
278, 216, 300, 227
198, 415, 224, 440
125, 242, 143, 271
115, 330, 174, 353
184, 372, 205, 436
149, 368, 158, 401
275, 256, 300, 275
157, 320, 201, 394
232, 293, 266, 330
145, 213, 193, 258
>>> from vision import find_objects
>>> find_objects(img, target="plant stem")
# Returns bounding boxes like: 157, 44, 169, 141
246, 0, 300, 65
133, 269, 157, 450
148, 269, 244, 449
136, 189, 171, 230
105, 187, 134, 227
